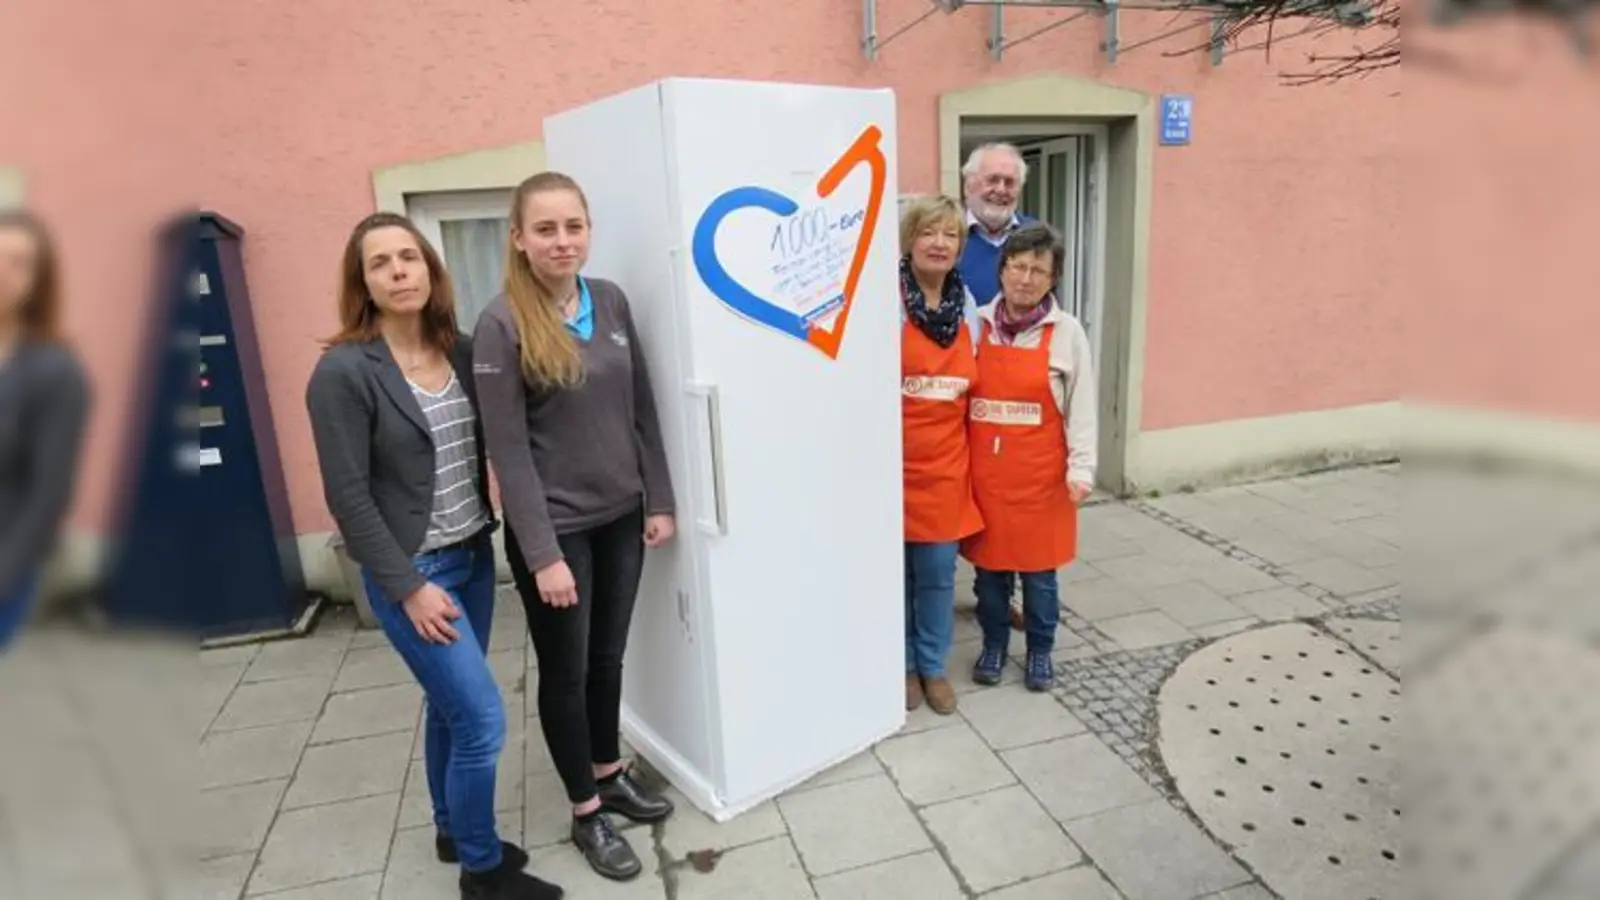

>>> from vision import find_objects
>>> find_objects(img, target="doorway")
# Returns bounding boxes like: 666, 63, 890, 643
942, 78, 1155, 496
960, 122, 1110, 367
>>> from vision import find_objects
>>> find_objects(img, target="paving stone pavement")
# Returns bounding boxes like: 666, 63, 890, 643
5, 463, 1424, 900
181, 464, 1415, 900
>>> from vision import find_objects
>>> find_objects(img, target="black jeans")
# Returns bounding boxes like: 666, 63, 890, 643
506, 504, 645, 805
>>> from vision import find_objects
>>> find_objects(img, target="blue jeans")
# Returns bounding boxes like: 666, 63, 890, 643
0, 575, 39, 652
905, 542, 959, 678
975, 568, 1060, 654
361, 531, 506, 873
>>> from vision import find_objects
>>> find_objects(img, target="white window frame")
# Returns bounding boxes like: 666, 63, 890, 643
405, 189, 515, 263
405, 189, 516, 331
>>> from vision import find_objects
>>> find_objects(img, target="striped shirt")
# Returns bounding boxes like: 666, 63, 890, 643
408, 371, 489, 552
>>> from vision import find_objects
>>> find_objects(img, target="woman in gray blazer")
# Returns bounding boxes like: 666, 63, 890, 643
0, 209, 90, 651
304, 213, 562, 900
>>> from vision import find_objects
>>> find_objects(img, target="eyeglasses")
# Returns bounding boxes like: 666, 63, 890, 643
1003, 259, 1053, 281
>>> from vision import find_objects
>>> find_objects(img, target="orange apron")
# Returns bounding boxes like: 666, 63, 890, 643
961, 321, 1077, 571
901, 320, 984, 543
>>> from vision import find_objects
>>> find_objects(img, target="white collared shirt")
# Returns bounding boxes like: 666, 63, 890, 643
965, 207, 1021, 247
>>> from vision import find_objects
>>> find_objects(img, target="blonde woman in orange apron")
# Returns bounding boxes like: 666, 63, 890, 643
963, 223, 1097, 692
898, 195, 984, 714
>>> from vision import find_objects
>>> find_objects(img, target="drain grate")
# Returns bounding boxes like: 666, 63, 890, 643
1526, 822, 1600, 900
1410, 628, 1600, 900
1322, 617, 1402, 677
1157, 623, 1401, 900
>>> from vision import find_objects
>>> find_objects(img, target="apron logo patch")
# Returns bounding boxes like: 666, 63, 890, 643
902, 376, 969, 402
970, 399, 1043, 426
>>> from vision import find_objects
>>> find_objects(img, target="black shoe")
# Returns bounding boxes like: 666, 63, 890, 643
458, 853, 563, 900
437, 833, 529, 871
571, 812, 642, 881
1024, 650, 1055, 692
972, 644, 1006, 686
597, 767, 674, 823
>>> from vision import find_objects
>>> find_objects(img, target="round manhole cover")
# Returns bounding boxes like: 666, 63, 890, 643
1323, 617, 1401, 676
1409, 628, 1600, 900
1157, 622, 1400, 900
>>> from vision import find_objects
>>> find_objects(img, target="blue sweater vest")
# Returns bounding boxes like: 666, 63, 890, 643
958, 214, 1037, 307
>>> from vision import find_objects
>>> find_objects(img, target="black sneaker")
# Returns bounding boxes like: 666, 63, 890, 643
571, 812, 642, 881
437, 833, 529, 871
597, 767, 674, 823
972, 644, 1006, 686
1024, 650, 1054, 692
458, 854, 563, 900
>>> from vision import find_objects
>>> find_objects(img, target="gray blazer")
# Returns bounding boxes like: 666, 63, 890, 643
304, 333, 497, 604
0, 339, 91, 597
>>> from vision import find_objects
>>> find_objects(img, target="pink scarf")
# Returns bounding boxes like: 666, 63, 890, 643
995, 294, 1054, 344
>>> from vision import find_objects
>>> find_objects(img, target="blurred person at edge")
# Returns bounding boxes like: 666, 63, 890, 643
304, 213, 563, 900
963, 223, 1097, 694
897, 194, 984, 717
0, 209, 91, 652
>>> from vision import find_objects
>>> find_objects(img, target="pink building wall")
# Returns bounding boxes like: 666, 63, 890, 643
1408, 22, 1600, 424
2, 0, 1403, 539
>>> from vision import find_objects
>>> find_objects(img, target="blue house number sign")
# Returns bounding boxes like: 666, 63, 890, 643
1160, 94, 1193, 146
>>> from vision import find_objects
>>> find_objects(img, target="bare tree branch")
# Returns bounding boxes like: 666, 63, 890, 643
1152, 0, 1401, 83
1144, 0, 1596, 83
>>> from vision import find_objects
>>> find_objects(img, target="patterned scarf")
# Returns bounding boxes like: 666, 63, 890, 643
995, 293, 1054, 344
900, 255, 967, 349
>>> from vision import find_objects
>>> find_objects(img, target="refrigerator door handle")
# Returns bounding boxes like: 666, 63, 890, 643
686, 381, 729, 536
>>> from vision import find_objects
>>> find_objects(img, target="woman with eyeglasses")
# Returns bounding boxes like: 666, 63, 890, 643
962, 222, 1097, 693
0, 209, 90, 651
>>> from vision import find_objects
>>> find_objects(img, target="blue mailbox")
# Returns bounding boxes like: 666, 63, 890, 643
192, 213, 311, 638
105, 213, 313, 639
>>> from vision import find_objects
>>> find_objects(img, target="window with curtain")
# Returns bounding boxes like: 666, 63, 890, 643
438, 217, 509, 333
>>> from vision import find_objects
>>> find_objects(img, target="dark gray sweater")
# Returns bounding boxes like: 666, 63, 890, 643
472, 278, 675, 573
0, 338, 91, 597
304, 334, 496, 604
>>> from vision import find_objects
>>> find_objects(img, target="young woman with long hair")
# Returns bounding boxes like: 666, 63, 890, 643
0, 209, 90, 650
472, 173, 677, 883
304, 212, 562, 900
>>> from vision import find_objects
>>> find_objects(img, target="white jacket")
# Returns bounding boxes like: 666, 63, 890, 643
972, 301, 1098, 488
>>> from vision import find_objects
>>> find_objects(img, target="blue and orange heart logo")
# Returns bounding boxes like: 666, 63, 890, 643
691, 125, 887, 360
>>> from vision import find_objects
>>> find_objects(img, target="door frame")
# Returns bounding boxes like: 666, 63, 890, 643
941, 75, 1155, 496
1006, 129, 1111, 368
961, 119, 1120, 481
1015, 138, 1079, 325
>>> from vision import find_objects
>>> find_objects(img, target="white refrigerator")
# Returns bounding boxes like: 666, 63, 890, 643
543, 78, 904, 822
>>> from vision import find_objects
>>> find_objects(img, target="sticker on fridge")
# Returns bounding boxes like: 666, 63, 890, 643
690, 124, 888, 360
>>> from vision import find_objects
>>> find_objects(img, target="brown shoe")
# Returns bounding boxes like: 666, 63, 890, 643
905, 674, 924, 711
923, 677, 958, 715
